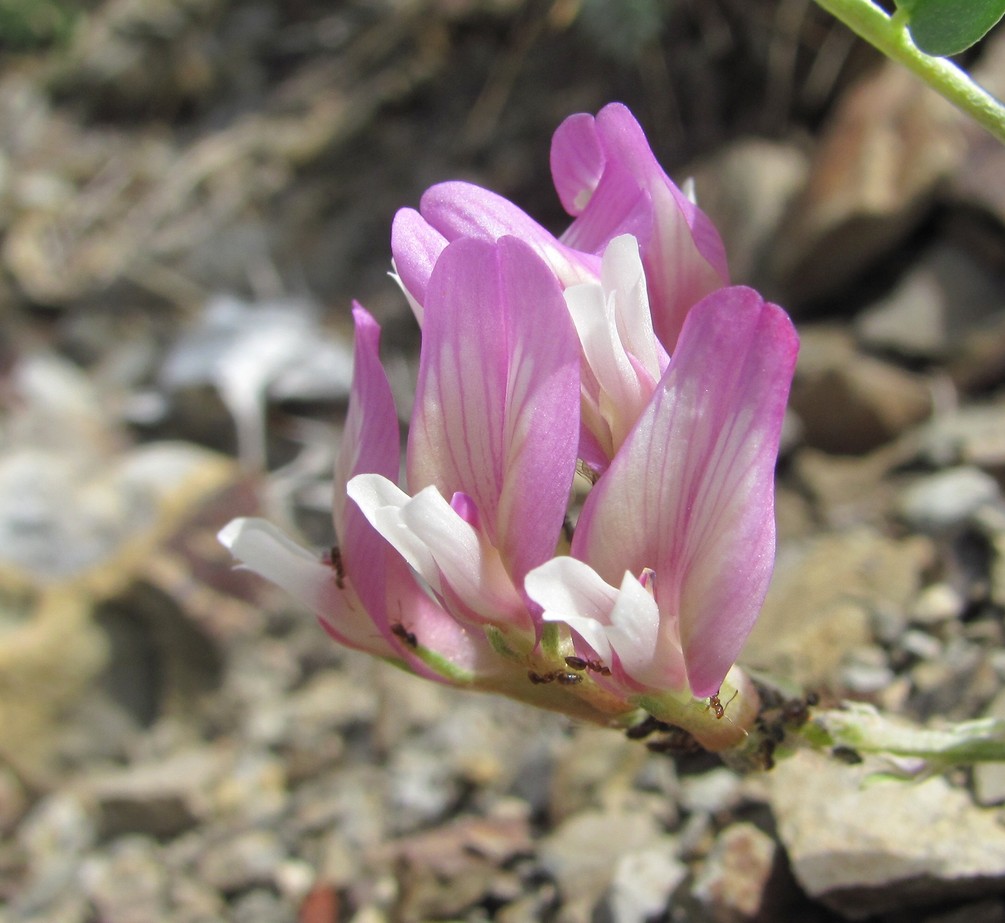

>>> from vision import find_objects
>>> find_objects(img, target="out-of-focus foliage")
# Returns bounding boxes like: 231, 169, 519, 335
0, 0, 78, 50
897, 0, 1005, 56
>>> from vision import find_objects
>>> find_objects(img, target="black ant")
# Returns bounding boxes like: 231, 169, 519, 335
391, 623, 418, 648
324, 546, 345, 589
564, 655, 611, 676
528, 670, 583, 686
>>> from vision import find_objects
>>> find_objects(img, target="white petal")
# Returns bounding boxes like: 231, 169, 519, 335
527, 557, 618, 661
348, 475, 524, 625
601, 235, 663, 380
347, 474, 442, 593
606, 571, 662, 684
526, 556, 616, 621
218, 517, 339, 615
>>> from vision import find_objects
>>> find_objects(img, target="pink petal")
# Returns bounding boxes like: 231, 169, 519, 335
333, 304, 401, 627
550, 112, 605, 216
572, 286, 798, 697
555, 103, 730, 352
407, 236, 581, 587
419, 181, 600, 288
382, 549, 497, 678
390, 207, 449, 320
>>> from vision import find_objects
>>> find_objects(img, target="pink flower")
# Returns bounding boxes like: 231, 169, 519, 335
391, 102, 729, 471
220, 103, 799, 745
551, 102, 730, 352
220, 302, 495, 684
526, 286, 798, 700
349, 235, 581, 643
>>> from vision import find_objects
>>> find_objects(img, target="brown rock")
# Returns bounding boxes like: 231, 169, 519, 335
773, 61, 966, 303
790, 326, 932, 454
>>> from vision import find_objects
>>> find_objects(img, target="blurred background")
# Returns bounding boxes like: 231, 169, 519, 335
1, 2, 1004, 921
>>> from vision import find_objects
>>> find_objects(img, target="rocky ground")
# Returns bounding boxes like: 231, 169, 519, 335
1, 1, 1005, 921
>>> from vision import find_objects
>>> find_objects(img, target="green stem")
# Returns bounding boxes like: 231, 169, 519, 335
808, 702, 1005, 772
813, 0, 1005, 143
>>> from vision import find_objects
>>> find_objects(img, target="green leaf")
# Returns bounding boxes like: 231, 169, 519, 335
898, 0, 1005, 56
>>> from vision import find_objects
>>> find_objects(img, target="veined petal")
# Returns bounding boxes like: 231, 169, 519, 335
572, 286, 799, 697
218, 518, 394, 657
555, 103, 729, 352
566, 235, 667, 458
348, 475, 528, 629
390, 207, 449, 321
550, 112, 605, 216
333, 304, 401, 626
419, 181, 600, 288
640, 180, 729, 352
407, 236, 580, 586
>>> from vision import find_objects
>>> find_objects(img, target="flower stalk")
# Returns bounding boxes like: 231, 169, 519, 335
813, 0, 1005, 143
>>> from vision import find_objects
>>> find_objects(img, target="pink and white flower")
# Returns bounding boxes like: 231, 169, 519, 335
220, 103, 798, 748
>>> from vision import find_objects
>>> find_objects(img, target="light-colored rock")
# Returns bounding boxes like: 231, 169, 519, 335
82, 746, 235, 838
919, 404, 1005, 471
855, 244, 1005, 362
603, 838, 687, 923
198, 829, 287, 894
898, 466, 1001, 533
690, 138, 809, 291
538, 806, 663, 920
693, 822, 785, 923
772, 749, 1005, 918
744, 527, 932, 688
909, 582, 966, 625
79, 836, 170, 922
792, 445, 905, 529
678, 768, 744, 816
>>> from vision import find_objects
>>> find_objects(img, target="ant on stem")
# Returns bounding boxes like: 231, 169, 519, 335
528, 670, 583, 686
707, 690, 738, 720
564, 656, 611, 676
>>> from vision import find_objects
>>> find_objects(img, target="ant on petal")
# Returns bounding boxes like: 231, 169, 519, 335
391, 623, 418, 648
322, 546, 346, 589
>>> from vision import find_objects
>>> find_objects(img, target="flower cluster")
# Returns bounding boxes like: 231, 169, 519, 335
220, 103, 798, 749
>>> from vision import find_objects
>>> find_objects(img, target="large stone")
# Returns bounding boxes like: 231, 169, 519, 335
693, 822, 788, 923
855, 244, 1005, 365
772, 61, 966, 303
743, 528, 932, 689
771, 749, 1005, 918
790, 326, 932, 454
